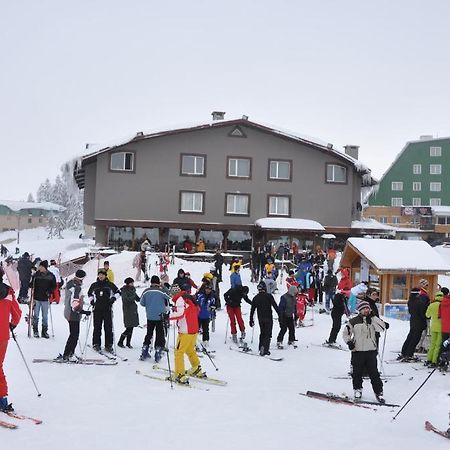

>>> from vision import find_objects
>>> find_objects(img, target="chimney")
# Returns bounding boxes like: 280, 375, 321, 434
419, 135, 433, 141
344, 145, 359, 160
211, 111, 225, 121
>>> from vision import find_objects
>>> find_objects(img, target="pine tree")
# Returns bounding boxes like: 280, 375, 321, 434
27, 193, 35, 202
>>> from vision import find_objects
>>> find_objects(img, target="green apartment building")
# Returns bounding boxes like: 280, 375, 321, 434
370, 136, 450, 208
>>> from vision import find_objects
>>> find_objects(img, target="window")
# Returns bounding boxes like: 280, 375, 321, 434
430, 164, 442, 174
430, 182, 441, 192
227, 157, 251, 178
110, 152, 134, 171
391, 182, 403, 191
412, 182, 421, 191
268, 195, 290, 216
430, 146, 442, 157
326, 164, 347, 183
225, 194, 250, 215
430, 198, 441, 206
412, 197, 421, 206
179, 191, 204, 213
27, 217, 32, 224
379, 217, 388, 224
269, 160, 292, 181
413, 164, 422, 174
438, 216, 448, 225
391, 198, 403, 207
181, 154, 205, 176
392, 216, 400, 225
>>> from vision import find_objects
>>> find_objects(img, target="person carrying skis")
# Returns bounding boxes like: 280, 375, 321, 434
117, 277, 140, 349
0, 279, 21, 411
88, 269, 120, 353
57, 270, 90, 362
249, 281, 280, 356
31, 260, 56, 339
139, 275, 171, 362
169, 285, 205, 384
342, 300, 389, 403
197, 283, 216, 347
277, 285, 298, 348
224, 284, 252, 343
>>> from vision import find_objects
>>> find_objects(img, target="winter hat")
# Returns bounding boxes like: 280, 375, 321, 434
124, 277, 134, 285
185, 272, 191, 277
203, 272, 213, 281
288, 285, 298, 296
98, 269, 107, 275
357, 301, 371, 313
435, 291, 444, 301
75, 270, 86, 279
151, 275, 160, 284
50, 260, 57, 265
39, 260, 48, 269
257, 281, 267, 291
169, 284, 181, 296
442, 287, 449, 296
418, 279, 429, 288
351, 283, 368, 297
23, 252, 30, 258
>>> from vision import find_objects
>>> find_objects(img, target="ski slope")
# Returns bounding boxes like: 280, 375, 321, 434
1, 249, 449, 449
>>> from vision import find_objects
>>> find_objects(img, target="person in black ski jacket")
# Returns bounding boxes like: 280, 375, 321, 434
399, 280, 430, 361
17, 252, 33, 301
31, 260, 56, 339
88, 269, 120, 353
224, 285, 252, 343
250, 281, 280, 356
213, 249, 224, 282
58, 270, 90, 361
172, 269, 191, 293
277, 285, 297, 347
322, 270, 338, 311
325, 291, 349, 345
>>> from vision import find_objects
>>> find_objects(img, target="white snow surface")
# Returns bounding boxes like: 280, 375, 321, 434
1, 242, 449, 449
347, 237, 450, 272
255, 217, 325, 231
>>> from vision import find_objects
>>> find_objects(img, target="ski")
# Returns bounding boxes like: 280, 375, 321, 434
135, 370, 210, 391
2, 410, 42, 425
229, 346, 283, 361
0, 419, 18, 429
88, 345, 128, 362
385, 358, 424, 364
152, 364, 227, 386
311, 343, 348, 352
329, 373, 403, 380
425, 421, 450, 440
32, 358, 118, 366
302, 391, 399, 408
300, 391, 374, 409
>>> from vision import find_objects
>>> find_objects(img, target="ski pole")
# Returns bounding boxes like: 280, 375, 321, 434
11, 329, 42, 397
224, 315, 229, 344
199, 342, 219, 371
48, 301, 55, 338
251, 321, 255, 344
379, 329, 387, 376
163, 318, 173, 389
392, 368, 436, 421
81, 306, 93, 359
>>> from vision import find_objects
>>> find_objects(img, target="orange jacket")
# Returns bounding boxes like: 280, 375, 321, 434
0, 284, 21, 341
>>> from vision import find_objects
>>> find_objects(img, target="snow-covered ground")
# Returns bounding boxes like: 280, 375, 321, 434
1, 245, 449, 449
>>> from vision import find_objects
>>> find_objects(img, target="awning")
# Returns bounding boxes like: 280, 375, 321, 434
255, 217, 325, 232
321, 233, 336, 239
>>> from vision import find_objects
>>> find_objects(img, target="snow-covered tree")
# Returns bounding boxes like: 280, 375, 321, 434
36, 179, 52, 202
27, 193, 35, 202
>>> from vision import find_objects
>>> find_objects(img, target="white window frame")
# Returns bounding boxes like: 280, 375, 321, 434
268, 196, 290, 216
181, 155, 205, 176
379, 217, 388, 224
430, 146, 442, 157
391, 181, 403, 191
430, 164, 442, 175
110, 152, 134, 172
391, 198, 403, 207
412, 182, 421, 191
413, 164, 422, 174
226, 194, 249, 215
412, 197, 421, 206
326, 164, 347, 183
430, 198, 441, 206
392, 216, 400, 225
430, 182, 441, 192
180, 191, 204, 213
269, 160, 291, 180
228, 158, 251, 178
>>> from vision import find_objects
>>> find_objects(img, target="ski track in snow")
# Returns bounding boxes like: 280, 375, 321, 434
1, 238, 450, 450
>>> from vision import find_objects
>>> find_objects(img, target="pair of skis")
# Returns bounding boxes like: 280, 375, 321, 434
301, 391, 399, 409
33, 357, 117, 366
0, 410, 42, 429
229, 346, 284, 361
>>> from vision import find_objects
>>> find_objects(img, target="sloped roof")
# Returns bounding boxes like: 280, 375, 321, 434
341, 237, 450, 273
255, 217, 325, 232
0, 200, 65, 213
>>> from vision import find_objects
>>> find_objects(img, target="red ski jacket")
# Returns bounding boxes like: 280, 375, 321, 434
0, 283, 22, 341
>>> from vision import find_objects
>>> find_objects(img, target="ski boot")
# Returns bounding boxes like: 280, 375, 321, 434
277, 342, 284, 350
139, 345, 149, 361
171, 374, 189, 385
0, 397, 14, 412
104, 346, 116, 356
33, 326, 39, 338
231, 334, 238, 344
154, 347, 163, 363
375, 392, 386, 404
92, 344, 101, 353
188, 365, 207, 379
126, 334, 133, 349
41, 326, 50, 339
259, 346, 265, 356
288, 341, 297, 349
354, 389, 362, 400
117, 334, 126, 348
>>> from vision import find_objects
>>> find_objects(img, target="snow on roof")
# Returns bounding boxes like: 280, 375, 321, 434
346, 237, 450, 272
431, 206, 450, 216
0, 200, 65, 213
351, 218, 396, 234
255, 217, 325, 231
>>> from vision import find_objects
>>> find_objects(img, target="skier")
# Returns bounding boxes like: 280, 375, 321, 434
424, 290, 443, 368
132, 251, 146, 282
169, 285, 205, 384
224, 284, 252, 343
139, 275, 171, 362
31, 260, 56, 339
48, 259, 63, 304
117, 277, 140, 349
322, 269, 338, 312
103, 261, 115, 283
342, 300, 389, 402
213, 249, 224, 282
312, 265, 324, 304
325, 291, 349, 345
184, 272, 198, 294
197, 283, 216, 347
173, 269, 191, 292
277, 285, 298, 348
87, 269, 120, 353
17, 252, 33, 302
439, 287, 450, 368
249, 281, 280, 356
0, 279, 21, 411
209, 267, 222, 309
296, 287, 309, 327
230, 265, 242, 289
57, 270, 90, 361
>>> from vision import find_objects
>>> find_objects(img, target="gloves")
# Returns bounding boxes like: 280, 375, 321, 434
89, 296, 95, 306
110, 296, 116, 304
9, 323, 16, 332
384, 321, 390, 330
249, 319, 254, 327
366, 316, 372, 325
210, 306, 216, 311
81, 310, 92, 316
347, 341, 355, 351
161, 312, 170, 321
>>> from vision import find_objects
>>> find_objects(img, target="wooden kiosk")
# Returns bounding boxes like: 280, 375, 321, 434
339, 238, 450, 314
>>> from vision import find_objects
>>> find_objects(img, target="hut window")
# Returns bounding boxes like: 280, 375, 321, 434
391, 275, 407, 301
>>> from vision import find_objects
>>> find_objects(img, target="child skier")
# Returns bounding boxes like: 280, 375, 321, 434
196, 283, 216, 347
296, 287, 309, 327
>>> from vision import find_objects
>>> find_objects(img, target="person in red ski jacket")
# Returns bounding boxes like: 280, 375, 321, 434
0, 281, 22, 411
337, 268, 352, 298
439, 288, 450, 363
296, 288, 310, 326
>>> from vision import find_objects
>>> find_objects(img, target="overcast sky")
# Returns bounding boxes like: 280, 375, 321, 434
1, 0, 450, 201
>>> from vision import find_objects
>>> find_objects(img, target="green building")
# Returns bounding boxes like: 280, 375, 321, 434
370, 136, 450, 207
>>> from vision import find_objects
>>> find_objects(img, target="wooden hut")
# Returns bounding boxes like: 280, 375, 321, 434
339, 238, 450, 314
